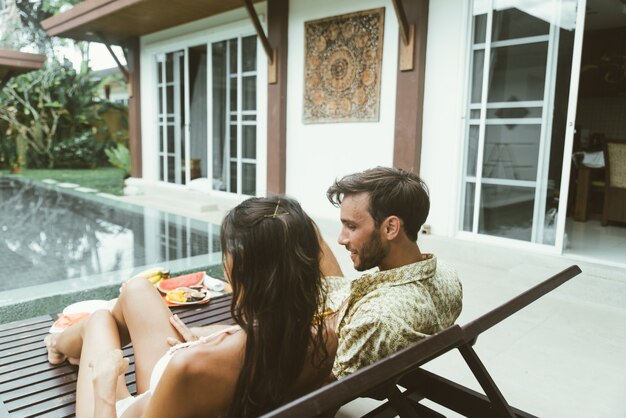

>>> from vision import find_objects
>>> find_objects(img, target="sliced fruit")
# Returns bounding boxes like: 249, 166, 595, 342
165, 288, 187, 303
157, 272, 205, 293
132, 267, 170, 284
165, 286, 208, 304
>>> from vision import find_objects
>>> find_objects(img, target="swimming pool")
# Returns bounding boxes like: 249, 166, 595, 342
0, 177, 222, 322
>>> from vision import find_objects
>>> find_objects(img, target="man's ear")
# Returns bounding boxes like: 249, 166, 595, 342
382, 216, 402, 240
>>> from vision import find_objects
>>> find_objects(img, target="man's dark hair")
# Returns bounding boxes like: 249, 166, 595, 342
326, 166, 430, 241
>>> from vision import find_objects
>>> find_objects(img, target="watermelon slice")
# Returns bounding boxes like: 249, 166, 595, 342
157, 272, 205, 293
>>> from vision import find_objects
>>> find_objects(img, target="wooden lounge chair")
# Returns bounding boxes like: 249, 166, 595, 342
0, 265, 581, 417
0, 296, 235, 417
263, 264, 582, 418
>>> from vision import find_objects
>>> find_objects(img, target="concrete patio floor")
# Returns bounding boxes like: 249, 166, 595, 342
120, 187, 626, 417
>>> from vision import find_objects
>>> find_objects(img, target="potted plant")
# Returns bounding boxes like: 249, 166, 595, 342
11, 156, 24, 174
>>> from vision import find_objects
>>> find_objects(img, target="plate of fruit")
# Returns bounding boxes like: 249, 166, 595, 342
165, 285, 210, 305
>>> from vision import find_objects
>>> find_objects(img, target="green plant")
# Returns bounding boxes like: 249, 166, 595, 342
0, 59, 101, 168
52, 131, 114, 168
12, 156, 25, 167
104, 143, 131, 177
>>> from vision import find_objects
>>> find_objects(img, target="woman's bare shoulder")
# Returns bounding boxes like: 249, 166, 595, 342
177, 333, 246, 378
143, 333, 245, 417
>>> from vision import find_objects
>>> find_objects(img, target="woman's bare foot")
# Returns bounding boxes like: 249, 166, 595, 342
45, 334, 80, 365
44, 334, 67, 365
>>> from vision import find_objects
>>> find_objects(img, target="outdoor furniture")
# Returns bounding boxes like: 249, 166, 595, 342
602, 139, 626, 225
264, 264, 582, 418
0, 265, 581, 417
0, 296, 235, 417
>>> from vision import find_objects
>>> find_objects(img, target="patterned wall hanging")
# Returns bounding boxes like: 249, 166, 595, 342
303, 8, 385, 123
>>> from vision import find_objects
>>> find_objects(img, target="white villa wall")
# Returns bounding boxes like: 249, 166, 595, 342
285, 0, 399, 221
135, 0, 471, 240
420, 0, 468, 237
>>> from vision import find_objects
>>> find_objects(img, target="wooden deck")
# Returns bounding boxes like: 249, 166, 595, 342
0, 295, 233, 417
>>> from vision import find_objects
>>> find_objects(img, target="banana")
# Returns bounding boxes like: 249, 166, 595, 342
132, 267, 170, 285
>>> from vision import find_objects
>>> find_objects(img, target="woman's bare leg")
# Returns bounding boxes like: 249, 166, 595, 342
44, 321, 84, 365
45, 277, 183, 394
72, 310, 130, 418
110, 277, 182, 393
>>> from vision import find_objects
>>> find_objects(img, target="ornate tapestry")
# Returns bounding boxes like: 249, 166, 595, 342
303, 8, 385, 123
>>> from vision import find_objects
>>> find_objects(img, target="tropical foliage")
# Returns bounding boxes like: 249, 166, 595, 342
104, 143, 131, 177
0, 0, 129, 170
0, 59, 119, 168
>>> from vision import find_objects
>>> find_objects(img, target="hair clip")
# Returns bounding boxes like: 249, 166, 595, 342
263, 199, 288, 218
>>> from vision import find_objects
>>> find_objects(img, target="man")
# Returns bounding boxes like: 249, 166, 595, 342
320, 166, 463, 379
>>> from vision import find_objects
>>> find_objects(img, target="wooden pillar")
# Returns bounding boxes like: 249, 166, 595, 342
125, 37, 142, 178
266, 0, 288, 195
393, 0, 429, 174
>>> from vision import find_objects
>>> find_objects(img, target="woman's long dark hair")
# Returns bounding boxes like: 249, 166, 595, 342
221, 196, 329, 417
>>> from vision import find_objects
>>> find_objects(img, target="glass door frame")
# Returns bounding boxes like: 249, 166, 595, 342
143, 17, 267, 196
554, 0, 586, 254
208, 34, 261, 196
456, 0, 587, 253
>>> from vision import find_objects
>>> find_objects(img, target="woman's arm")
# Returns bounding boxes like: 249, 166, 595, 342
166, 315, 234, 345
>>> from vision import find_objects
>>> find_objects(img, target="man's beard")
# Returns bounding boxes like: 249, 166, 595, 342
355, 229, 388, 271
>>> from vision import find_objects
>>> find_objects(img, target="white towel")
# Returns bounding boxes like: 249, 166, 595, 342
582, 151, 605, 168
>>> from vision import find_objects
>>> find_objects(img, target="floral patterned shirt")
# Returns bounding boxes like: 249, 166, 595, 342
325, 254, 462, 378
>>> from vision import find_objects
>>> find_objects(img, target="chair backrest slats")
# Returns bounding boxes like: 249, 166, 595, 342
263, 325, 465, 417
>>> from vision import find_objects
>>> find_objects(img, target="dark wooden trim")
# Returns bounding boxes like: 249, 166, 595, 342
0, 49, 46, 70
96, 32, 130, 82
0, 49, 46, 87
401, 369, 538, 418
393, 0, 429, 174
266, 0, 288, 195
263, 325, 464, 417
242, 0, 277, 84
41, 0, 264, 44
391, 0, 410, 45
125, 37, 142, 178
458, 345, 516, 417
242, 0, 272, 63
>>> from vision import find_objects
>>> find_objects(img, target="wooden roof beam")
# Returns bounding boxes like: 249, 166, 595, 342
242, 0, 276, 84
392, 0, 415, 71
94, 31, 129, 82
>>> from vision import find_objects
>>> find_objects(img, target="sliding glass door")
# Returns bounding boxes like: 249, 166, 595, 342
211, 35, 258, 195
153, 33, 259, 196
156, 51, 185, 184
460, 0, 585, 249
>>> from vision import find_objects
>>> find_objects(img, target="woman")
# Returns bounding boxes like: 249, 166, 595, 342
45, 196, 337, 417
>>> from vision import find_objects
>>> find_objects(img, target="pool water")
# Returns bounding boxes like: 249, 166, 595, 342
0, 178, 221, 293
